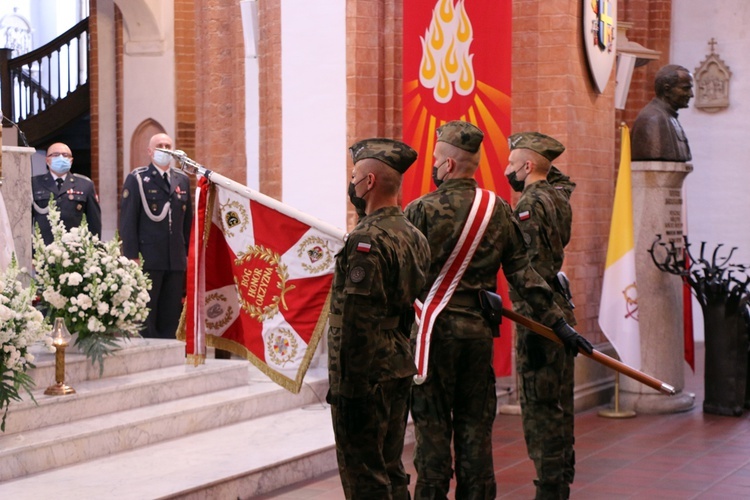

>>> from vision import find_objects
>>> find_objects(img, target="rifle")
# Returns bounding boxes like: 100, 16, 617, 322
502, 307, 676, 396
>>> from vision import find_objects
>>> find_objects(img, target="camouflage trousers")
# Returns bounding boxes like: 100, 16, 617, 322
330, 377, 412, 500
516, 324, 575, 500
411, 337, 497, 499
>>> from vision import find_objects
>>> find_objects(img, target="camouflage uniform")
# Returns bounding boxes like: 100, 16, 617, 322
509, 131, 578, 500
328, 139, 430, 500
405, 174, 566, 499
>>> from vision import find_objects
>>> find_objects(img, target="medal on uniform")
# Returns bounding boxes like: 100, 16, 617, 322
151, 204, 158, 212
76, 204, 83, 211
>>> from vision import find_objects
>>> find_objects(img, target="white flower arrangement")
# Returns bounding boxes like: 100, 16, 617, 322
32, 200, 152, 374
0, 255, 53, 431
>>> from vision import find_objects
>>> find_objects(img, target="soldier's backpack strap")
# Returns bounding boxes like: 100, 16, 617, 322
134, 170, 171, 223
413, 188, 495, 384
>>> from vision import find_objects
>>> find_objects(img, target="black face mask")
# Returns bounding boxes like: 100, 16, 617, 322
432, 160, 448, 187
348, 177, 368, 212
506, 170, 525, 193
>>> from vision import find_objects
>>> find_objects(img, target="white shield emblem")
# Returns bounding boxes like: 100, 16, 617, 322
583, 0, 617, 93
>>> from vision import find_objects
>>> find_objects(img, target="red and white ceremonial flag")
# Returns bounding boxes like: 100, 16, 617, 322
180, 176, 345, 393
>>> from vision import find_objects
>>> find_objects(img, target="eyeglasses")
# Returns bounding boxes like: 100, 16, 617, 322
47, 152, 73, 158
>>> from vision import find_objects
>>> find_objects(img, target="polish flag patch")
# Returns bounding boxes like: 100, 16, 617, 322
357, 242, 371, 253
518, 210, 530, 221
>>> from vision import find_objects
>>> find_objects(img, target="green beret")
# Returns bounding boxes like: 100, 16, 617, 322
436, 120, 484, 153
508, 132, 565, 162
349, 138, 418, 174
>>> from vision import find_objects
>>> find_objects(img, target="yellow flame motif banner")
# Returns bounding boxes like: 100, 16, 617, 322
402, 0, 513, 375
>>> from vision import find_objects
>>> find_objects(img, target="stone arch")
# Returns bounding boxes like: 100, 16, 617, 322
130, 118, 166, 171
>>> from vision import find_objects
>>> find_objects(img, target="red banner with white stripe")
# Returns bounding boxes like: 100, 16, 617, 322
402, 0, 513, 376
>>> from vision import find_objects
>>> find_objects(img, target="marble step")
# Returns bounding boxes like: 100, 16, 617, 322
0, 401, 339, 499
3, 359, 250, 434
0, 367, 329, 483
25, 338, 187, 388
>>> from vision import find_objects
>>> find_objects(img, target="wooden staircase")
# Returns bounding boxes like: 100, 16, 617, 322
0, 18, 90, 146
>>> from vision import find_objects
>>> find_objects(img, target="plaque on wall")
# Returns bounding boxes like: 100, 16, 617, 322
694, 38, 731, 113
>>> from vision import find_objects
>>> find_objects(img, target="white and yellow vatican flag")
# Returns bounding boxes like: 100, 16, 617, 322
598, 124, 641, 369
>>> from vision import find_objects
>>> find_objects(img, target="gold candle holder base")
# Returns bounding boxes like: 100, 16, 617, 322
44, 382, 76, 396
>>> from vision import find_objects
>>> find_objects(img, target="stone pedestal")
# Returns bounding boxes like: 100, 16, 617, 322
620, 160, 695, 413
1, 146, 35, 275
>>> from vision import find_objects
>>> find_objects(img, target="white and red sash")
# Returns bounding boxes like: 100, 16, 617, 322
413, 188, 496, 384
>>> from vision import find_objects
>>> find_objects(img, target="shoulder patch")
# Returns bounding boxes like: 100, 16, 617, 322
518, 210, 531, 221
349, 266, 366, 283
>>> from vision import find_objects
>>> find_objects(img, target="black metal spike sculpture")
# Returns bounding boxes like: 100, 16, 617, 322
650, 235, 750, 416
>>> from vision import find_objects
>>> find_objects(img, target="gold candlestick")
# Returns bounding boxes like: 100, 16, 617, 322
44, 317, 76, 396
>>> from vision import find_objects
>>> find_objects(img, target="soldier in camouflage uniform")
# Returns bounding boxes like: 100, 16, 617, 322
505, 131, 583, 500
327, 138, 431, 499
404, 121, 591, 500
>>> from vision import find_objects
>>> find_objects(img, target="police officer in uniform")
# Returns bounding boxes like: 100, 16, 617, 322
119, 133, 192, 339
505, 131, 579, 500
32, 142, 101, 244
327, 138, 430, 499
404, 121, 591, 499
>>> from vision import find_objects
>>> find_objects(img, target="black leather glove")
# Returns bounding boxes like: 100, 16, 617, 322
551, 318, 593, 356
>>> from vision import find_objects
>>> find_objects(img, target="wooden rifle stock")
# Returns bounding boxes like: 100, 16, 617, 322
502, 308, 676, 396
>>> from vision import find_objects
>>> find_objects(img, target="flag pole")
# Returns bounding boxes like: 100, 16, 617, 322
501, 307, 676, 395
160, 149, 347, 242
597, 372, 637, 418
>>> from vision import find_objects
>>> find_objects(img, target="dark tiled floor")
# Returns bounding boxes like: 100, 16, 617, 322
260, 344, 750, 499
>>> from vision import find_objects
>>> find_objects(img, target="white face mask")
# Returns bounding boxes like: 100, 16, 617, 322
153, 150, 172, 167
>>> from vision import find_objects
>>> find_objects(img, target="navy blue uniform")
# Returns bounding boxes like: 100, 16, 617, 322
120, 164, 192, 338
32, 172, 102, 245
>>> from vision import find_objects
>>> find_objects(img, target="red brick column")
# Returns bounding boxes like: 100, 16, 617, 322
258, 0, 282, 200
89, 0, 99, 188
345, 0, 402, 228
194, 0, 246, 184
174, 0, 197, 160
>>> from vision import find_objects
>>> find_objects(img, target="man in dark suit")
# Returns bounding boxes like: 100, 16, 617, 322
32, 142, 102, 244
120, 133, 192, 339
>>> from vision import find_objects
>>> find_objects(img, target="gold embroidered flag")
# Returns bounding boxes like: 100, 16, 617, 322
180, 177, 344, 393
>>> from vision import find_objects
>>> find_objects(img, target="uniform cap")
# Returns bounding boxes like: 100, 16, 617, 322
349, 138, 418, 174
436, 121, 484, 153
508, 132, 565, 162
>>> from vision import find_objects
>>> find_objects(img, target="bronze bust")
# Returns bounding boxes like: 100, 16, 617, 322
631, 64, 694, 162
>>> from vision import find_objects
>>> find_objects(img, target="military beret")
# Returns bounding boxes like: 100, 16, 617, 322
349, 138, 418, 174
436, 120, 484, 153
508, 132, 565, 162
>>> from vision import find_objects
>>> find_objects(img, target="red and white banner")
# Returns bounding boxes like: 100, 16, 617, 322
402, 0, 513, 375
180, 177, 344, 393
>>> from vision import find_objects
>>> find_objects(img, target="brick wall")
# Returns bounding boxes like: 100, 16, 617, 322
513, 0, 616, 341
